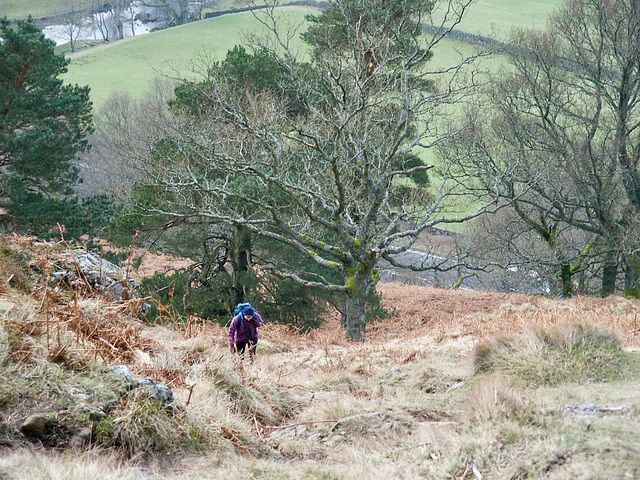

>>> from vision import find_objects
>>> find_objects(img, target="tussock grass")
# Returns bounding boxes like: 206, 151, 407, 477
95, 390, 209, 458
466, 375, 537, 425
473, 322, 629, 385
201, 358, 297, 427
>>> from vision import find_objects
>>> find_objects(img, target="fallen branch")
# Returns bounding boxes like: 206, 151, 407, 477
264, 419, 338, 431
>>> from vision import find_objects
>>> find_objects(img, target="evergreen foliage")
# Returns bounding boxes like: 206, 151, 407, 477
0, 17, 94, 237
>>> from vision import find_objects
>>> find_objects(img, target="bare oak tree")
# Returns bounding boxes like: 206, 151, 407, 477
122, 0, 486, 340
60, 0, 92, 52
445, 0, 640, 297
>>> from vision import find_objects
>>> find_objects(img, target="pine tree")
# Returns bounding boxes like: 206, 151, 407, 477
0, 17, 93, 236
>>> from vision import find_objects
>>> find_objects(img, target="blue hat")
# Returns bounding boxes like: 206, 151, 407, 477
243, 306, 255, 317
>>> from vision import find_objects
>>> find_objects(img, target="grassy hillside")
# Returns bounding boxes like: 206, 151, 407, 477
2, 0, 564, 25
63, 6, 315, 109
0, 0, 67, 21
1, 235, 640, 478
58, 1, 564, 109
433, 0, 562, 38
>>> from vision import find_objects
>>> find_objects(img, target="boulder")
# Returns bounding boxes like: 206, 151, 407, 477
20, 414, 54, 438
51, 249, 150, 314
109, 364, 136, 386
139, 377, 174, 406
77, 404, 107, 421
69, 426, 93, 449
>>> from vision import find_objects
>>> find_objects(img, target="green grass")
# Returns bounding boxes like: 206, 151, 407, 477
53, 0, 562, 109
0, 0, 70, 20
431, 0, 563, 39
63, 7, 316, 109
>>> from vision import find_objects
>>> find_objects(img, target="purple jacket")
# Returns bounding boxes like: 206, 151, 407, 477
228, 312, 264, 344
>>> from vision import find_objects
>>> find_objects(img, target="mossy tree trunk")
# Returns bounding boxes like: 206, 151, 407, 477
343, 259, 378, 342
231, 225, 252, 306
601, 252, 618, 297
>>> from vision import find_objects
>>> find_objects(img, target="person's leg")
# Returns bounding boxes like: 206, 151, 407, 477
248, 340, 257, 361
235, 342, 248, 355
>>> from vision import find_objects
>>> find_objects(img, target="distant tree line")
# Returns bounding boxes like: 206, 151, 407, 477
443, 0, 640, 298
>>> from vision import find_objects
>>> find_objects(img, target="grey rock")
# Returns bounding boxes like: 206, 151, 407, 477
69, 426, 93, 449
542, 403, 634, 416
562, 403, 633, 416
51, 271, 67, 281
140, 377, 174, 405
109, 364, 135, 384
332, 412, 387, 431
77, 404, 107, 421
563, 403, 600, 416
52, 249, 143, 303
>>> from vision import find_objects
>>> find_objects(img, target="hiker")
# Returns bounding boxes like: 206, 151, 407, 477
228, 305, 264, 358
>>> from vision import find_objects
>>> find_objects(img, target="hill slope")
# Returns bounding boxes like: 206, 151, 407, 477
1, 234, 639, 479
60, 1, 563, 109
63, 7, 316, 108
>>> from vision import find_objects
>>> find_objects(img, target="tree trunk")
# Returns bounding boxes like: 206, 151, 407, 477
601, 252, 618, 297
344, 294, 367, 342
232, 225, 252, 305
343, 266, 375, 342
558, 264, 573, 297
624, 253, 640, 293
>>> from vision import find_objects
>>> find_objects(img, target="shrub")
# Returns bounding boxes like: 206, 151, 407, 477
473, 322, 629, 385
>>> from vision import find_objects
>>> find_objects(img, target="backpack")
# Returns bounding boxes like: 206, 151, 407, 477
234, 302, 258, 344
234, 302, 253, 317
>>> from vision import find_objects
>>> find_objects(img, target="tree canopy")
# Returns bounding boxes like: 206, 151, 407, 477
121, 0, 481, 340
0, 17, 94, 236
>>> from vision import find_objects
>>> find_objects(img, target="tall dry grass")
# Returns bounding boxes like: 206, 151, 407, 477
0, 447, 158, 480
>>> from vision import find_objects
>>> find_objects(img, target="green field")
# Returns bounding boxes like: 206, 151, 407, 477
0, 0, 66, 20
433, 0, 561, 38
63, 7, 316, 109
56, 0, 563, 109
